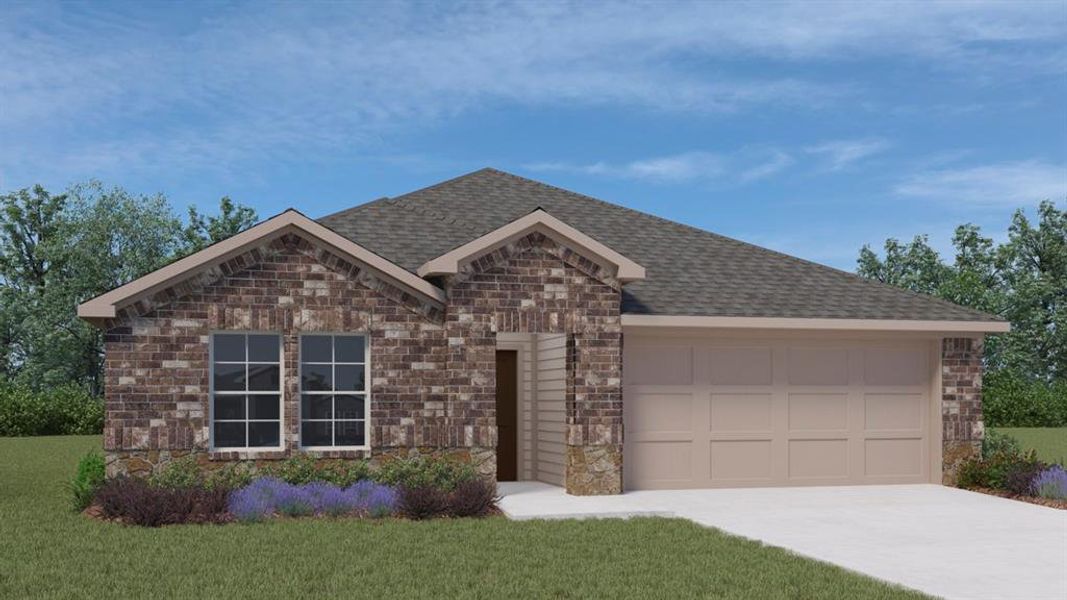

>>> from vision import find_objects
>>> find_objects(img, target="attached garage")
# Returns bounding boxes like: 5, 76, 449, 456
623, 333, 941, 490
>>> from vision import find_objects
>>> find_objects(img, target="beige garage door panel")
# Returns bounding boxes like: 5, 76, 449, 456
624, 339, 933, 490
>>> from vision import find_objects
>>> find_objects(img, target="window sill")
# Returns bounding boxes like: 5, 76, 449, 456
207, 448, 374, 461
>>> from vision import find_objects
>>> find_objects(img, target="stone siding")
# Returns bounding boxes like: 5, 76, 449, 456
941, 336, 985, 484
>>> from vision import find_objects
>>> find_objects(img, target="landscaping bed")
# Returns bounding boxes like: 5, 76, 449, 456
967, 487, 1067, 510
73, 451, 499, 526
955, 431, 1067, 509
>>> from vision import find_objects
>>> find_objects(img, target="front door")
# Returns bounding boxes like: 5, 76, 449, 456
495, 350, 518, 481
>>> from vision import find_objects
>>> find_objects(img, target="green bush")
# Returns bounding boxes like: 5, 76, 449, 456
981, 430, 1021, 460
983, 370, 1067, 428
0, 381, 103, 436
69, 450, 105, 511
263, 453, 371, 487
373, 455, 477, 491
956, 444, 1045, 493
149, 455, 255, 491
146, 453, 475, 494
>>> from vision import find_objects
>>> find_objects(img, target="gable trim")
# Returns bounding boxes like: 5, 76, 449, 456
77, 209, 446, 320
416, 208, 646, 282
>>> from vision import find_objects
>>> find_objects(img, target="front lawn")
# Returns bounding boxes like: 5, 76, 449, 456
992, 427, 1067, 465
0, 437, 925, 599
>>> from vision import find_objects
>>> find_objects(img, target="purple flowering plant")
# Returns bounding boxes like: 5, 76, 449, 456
227, 477, 398, 522
1033, 465, 1067, 500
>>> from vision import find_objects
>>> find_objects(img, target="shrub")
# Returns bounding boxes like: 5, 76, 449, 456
981, 430, 1021, 460
348, 480, 398, 518
956, 445, 1045, 494
1003, 460, 1048, 496
227, 478, 398, 522
263, 453, 319, 484
263, 453, 371, 487
69, 450, 106, 511
94, 477, 229, 527
148, 456, 203, 489
983, 370, 1067, 428
147, 456, 256, 491
448, 478, 499, 518
205, 461, 256, 491
1033, 465, 1067, 500
273, 484, 315, 517
0, 381, 103, 436
228, 478, 285, 523
398, 485, 450, 520
374, 455, 477, 492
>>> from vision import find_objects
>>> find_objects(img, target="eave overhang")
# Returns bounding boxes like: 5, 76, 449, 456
621, 314, 1011, 333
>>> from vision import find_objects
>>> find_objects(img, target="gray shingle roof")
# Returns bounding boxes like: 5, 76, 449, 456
319, 168, 1000, 322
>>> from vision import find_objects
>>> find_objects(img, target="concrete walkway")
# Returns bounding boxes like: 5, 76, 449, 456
498, 482, 1067, 600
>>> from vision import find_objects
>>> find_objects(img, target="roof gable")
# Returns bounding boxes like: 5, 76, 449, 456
78, 210, 445, 320
417, 208, 645, 282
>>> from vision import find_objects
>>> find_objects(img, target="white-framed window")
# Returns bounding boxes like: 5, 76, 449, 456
210, 333, 282, 449
299, 334, 369, 449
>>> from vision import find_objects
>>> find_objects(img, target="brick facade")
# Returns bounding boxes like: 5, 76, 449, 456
103, 234, 463, 475
442, 232, 623, 494
102, 231, 624, 494
99, 228, 986, 493
941, 337, 985, 484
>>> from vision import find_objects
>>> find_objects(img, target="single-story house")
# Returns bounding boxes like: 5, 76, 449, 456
78, 168, 1008, 495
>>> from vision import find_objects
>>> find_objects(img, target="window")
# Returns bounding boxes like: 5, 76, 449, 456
211, 333, 282, 449
300, 334, 368, 448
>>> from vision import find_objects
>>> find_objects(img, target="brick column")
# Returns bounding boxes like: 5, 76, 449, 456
564, 330, 623, 495
941, 337, 984, 484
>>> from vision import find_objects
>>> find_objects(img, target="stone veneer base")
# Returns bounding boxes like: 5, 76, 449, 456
106, 446, 497, 480
565, 445, 623, 495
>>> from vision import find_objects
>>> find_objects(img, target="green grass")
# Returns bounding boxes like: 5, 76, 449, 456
0, 436, 927, 599
993, 427, 1067, 465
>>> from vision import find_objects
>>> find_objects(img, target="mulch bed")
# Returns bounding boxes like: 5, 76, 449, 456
967, 487, 1067, 510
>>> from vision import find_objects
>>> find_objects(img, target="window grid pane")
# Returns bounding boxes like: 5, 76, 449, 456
211, 333, 281, 449
300, 335, 368, 448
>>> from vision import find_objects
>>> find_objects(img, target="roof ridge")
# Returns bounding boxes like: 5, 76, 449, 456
484, 168, 1000, 321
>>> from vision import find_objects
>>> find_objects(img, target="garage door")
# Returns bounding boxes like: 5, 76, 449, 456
623, 337, 936, 490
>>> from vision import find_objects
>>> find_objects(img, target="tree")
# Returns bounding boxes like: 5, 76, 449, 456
0, 182, 257, 393
181, 196, 258, 255
0, 186, 68, 382
857, 200, 1066, 381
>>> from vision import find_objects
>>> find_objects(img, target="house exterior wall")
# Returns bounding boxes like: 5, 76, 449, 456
97, 230, 984, 493
101, 234, 495, 477
443, 232, 623, 495
102, 231, 624, 495
941, 336, 985, 484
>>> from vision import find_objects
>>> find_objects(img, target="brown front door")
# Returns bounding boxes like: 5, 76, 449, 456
495, 350, 518, 482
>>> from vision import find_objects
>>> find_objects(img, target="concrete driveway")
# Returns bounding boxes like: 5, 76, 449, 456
498, 482, 1067, 600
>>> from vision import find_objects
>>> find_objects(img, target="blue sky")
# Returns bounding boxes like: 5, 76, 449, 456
2, 1, 1065, 269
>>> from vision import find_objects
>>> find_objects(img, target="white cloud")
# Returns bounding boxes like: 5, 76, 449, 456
805, 138, 890, 171
526, 146, 808, 185
740, 150, 795, 182
526, 152, 724, 183
0, 1, 1062, 181
895, 160, 1066, 206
